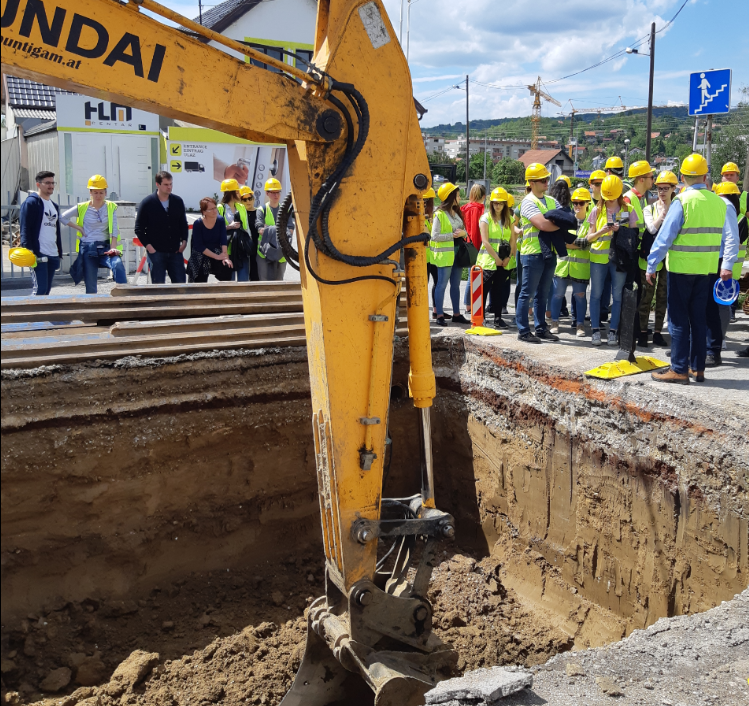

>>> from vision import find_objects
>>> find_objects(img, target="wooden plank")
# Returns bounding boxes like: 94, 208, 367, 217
109, 281, 302, 297
109, 312, 306, 337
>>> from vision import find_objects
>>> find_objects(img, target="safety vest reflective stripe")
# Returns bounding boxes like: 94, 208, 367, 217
75, 201, 118, 253
258, 205, 285, 262
430, 211, 456, 267
519, 195, 554, 255
476, 218, 511, 271
217, 203, 250, 231
554, 222, 590, 280
624, 190, 645, 233
666, 189, 726, 275
425, 218, 433, 265
590, 205, 632, 264
678, 227, 723, 234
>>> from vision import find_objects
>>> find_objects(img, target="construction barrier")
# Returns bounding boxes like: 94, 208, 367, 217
470, 265, 483, 327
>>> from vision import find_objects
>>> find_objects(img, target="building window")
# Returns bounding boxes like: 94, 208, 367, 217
248, 43, 284, 72
295, 50, 313, 69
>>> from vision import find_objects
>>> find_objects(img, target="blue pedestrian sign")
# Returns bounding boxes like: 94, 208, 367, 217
575, 170, 592, 179
689, 69, 732, 116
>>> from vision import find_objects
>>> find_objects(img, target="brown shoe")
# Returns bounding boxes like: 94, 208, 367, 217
651, 368, 690, 385
688, 369, 705, 383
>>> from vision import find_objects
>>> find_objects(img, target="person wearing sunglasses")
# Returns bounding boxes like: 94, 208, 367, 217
63, 175, 127, 294
550, 188, 592, 338
639, 171, 677, 347
516, 164, 561, 343
588, 170, 611, 323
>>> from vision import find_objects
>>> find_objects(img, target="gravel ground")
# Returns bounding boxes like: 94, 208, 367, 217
443, 588, 749, 705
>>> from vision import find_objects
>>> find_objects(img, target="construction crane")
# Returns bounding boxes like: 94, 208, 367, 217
2, 0, 455, 704
527, 77, 561, 149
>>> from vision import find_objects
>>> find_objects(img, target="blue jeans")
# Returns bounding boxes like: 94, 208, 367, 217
30, 256, 60, 296
434, 264, 462, 317
551, 277, 587, 325
667, 272, 710, 374
589, 261, 627, 331
517, 254, 555, 336
601, 267, 612, 315
80, 242, 127, 294
148, 251, 186, 284
234, 257, 250, 282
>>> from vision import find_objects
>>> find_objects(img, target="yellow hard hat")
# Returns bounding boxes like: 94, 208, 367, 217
680, 153, 709, 177
628, 160, 654, 179
264, 177, 282, 192
221, 178, 240, 192
525, 163, 551, 181
506, 194, 515, 208
423, 187, 436, 199
605, 156, 624, 170
239, 185, 254, 198
601, 175, 623, 201
87, 174, 108, 190
589, 170, 606, 183
721, 161, 740, 175
571, 187, 592, 202
556, 175, 571, 187
490, 187, 509, 203
655, 171, 678, 186
715, 181, 741, 196
437, 182, 459, 201
9, 247, 37, 268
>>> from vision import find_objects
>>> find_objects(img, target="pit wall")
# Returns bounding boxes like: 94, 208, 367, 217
427, 338, 748, 647
2, 339, 747, 643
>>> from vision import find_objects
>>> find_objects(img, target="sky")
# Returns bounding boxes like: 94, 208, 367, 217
160, 0, 748, 128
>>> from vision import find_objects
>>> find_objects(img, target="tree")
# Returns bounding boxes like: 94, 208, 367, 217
712, 86, 748, 183
455, 153, 488, 182
492, 158, 525, 186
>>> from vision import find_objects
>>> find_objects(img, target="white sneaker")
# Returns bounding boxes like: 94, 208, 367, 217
550, 321, 559, 335
576, 325, 586, 338
607, 330, 617, 346
592, 331, 602, 346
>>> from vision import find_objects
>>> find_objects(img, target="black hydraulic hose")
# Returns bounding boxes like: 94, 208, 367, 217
276, 193, 300, 271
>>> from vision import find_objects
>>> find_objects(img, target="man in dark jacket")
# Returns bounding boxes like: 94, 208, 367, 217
134, 171, 188, 283
19, 171, 63, 295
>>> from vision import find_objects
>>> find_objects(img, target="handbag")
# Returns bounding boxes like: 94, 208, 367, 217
453, 238, 478, 268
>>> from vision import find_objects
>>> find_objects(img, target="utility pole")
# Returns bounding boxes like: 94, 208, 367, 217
465, 75, 469, 191
645, 22, 656, 162
706, 115, 713, 187
692, 118, 700, 152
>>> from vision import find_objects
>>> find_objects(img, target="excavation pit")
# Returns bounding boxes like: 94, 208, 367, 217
1, 334, 747, 705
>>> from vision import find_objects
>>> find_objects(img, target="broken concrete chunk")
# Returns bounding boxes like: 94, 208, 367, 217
595, 676, 624, 696
39, 666, 72, 692
109, 649, 159, 690
425, 665, 533, 704
565, 662, 585, 676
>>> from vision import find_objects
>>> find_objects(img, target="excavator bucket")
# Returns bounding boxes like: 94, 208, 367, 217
281, 500, 458, 706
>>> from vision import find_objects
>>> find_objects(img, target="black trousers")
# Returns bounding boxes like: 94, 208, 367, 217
482, 268, 509, 322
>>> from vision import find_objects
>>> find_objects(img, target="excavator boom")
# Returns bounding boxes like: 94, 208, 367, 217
1, 0, 455, 703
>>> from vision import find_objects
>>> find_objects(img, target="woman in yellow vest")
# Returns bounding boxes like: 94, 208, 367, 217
422, 187, 440, 318
639, 171, 677, 347
550, 188, 592, 338
476, 187, 515, 329
63, 175, 127, 294
255, 177, 290, 281
240, 185, 260, 280
586, 175, 638, 346
217, 178, 253, 282
430, 183, 468, 326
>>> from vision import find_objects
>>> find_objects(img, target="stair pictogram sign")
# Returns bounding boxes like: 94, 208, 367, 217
689, 69, 732, 117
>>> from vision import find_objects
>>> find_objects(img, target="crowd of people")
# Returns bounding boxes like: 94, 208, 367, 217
17, 170, 293, 293
425, 154, 747, 384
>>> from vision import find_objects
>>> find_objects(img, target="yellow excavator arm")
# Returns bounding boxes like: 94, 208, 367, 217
2, 1, 455, 703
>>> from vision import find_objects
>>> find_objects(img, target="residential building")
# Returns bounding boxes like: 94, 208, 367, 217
443, 138, 532, 161
423, 135, 447, 156
517, 149, 574, 177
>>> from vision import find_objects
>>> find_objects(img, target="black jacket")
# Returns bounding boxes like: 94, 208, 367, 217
20, 192, 62, 257
134, 192, 188, 253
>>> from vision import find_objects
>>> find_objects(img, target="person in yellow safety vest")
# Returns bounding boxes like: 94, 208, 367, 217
647, 154, 739, 384
255, 177, 291, 281
476, 187, 516, 329
639, 171, 678, 348
720, 162, 747, 221
63, 174, 127, 294
516, 163, 562, 343
217, 178, 254, 282
422, 187, 440, 318
430, 182, 469, 326
550, 187, 592, 338
586, 175, 638, 347
588, 170, 606, 208
239, 185, 260, 281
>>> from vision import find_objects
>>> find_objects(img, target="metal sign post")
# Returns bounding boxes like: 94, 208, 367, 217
689, 69, 731, 184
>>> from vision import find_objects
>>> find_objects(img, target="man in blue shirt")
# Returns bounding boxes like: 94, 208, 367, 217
646, 154, 738, 384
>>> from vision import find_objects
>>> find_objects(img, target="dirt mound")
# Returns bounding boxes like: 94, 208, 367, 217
1, 550, 571, 705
